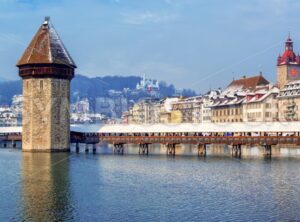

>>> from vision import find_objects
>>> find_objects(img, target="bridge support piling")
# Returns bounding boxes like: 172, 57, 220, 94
76, 142, 80, 153
139, 144, 149, 155
232, 144, 242, 158
12, 140, 16, 148
92, 144, 97, 154
114, 144, 124, 155
166, 144, 176, 156
198, 144, 207, 157
263, 145, 272, 157
85, 144, 89, 153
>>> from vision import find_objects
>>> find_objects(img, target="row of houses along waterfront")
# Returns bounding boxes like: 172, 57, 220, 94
123, 36, 300, 124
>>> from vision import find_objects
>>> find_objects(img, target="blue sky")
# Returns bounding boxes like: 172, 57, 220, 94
0, 0, 300, 93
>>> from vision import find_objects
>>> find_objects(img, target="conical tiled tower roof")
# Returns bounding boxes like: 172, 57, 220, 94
17, 17, 76, 68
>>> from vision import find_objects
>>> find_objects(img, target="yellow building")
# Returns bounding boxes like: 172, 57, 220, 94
128, 98, 180, 124
211, 100, 244, 123
170, 110, 183, 123
171, 98, 194, 123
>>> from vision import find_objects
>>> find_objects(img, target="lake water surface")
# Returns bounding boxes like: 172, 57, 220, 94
1, 147, 300, 221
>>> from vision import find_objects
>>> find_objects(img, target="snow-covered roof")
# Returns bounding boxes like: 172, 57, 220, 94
1, 122, 300, 135
0, 127, 22, 134
210, 95, 245, 108
71, 122, 300, 133
278, 80, 300, 98
244, 86, 279, 104
17, 17, 76, 68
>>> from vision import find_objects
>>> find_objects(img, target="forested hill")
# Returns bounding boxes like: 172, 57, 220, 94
0, 74, 197, 105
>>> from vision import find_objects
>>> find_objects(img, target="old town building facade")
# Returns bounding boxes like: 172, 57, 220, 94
277, 80, 300, 121
210, 75, 270, 123
123, 36, 300, 124
242, 85, 279, 122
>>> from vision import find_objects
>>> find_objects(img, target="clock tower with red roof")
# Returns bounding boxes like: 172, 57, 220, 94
277, 35, 300, 88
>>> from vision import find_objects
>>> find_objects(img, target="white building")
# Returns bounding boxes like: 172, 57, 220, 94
95, 96, 128, 119
136, 74, 159, 97
74, 98, 89, 114
242, 85, 279, 122
0, 109, 17, 127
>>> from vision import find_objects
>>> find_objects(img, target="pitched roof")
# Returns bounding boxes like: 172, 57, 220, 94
17, 17, 76, 68
227, 75, 269, 90
244, 86, 279, 104
278, 80, 300, 98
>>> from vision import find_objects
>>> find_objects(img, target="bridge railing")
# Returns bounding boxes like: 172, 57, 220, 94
97, 135, 300, 145
0, 133, 22, 141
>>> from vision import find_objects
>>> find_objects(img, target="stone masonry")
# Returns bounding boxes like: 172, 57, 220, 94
22, 78, 71, 151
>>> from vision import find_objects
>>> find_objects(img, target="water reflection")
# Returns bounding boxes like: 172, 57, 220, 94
21, 152, 73, 221
0, 149, 298, 221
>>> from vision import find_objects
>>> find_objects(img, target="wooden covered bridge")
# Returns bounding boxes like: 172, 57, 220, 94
70, 122, 300, 157
1, 122, 300, 157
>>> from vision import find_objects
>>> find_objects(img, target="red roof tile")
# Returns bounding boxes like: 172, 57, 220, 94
227, 75, 269, 90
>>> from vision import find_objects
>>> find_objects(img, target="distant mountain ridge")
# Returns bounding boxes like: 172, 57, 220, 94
0, 74, 196, 106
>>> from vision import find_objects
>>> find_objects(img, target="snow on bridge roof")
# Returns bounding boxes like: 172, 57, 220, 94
0, 127, 22, 134
71, 122, 300, 133
1, 122, 299, 135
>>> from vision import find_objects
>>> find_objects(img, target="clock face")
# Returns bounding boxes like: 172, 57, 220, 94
288, 66, 300, 79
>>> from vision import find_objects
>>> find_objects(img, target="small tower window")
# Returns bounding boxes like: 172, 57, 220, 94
40, 80, 43, 90
58, 81, 61, 92
26, 81, 29, 89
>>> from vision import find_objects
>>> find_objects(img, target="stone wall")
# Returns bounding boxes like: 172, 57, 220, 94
22, 78, 70, 152
277, 65, 288, 89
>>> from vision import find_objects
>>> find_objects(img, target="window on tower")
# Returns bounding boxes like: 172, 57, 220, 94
40, 80, 43, 90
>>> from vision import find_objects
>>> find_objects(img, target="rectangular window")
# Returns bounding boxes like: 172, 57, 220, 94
40, 80, 43, 90
57, 81, 61, 92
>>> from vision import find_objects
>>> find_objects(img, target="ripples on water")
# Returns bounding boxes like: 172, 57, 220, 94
0, 148, 300, 221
